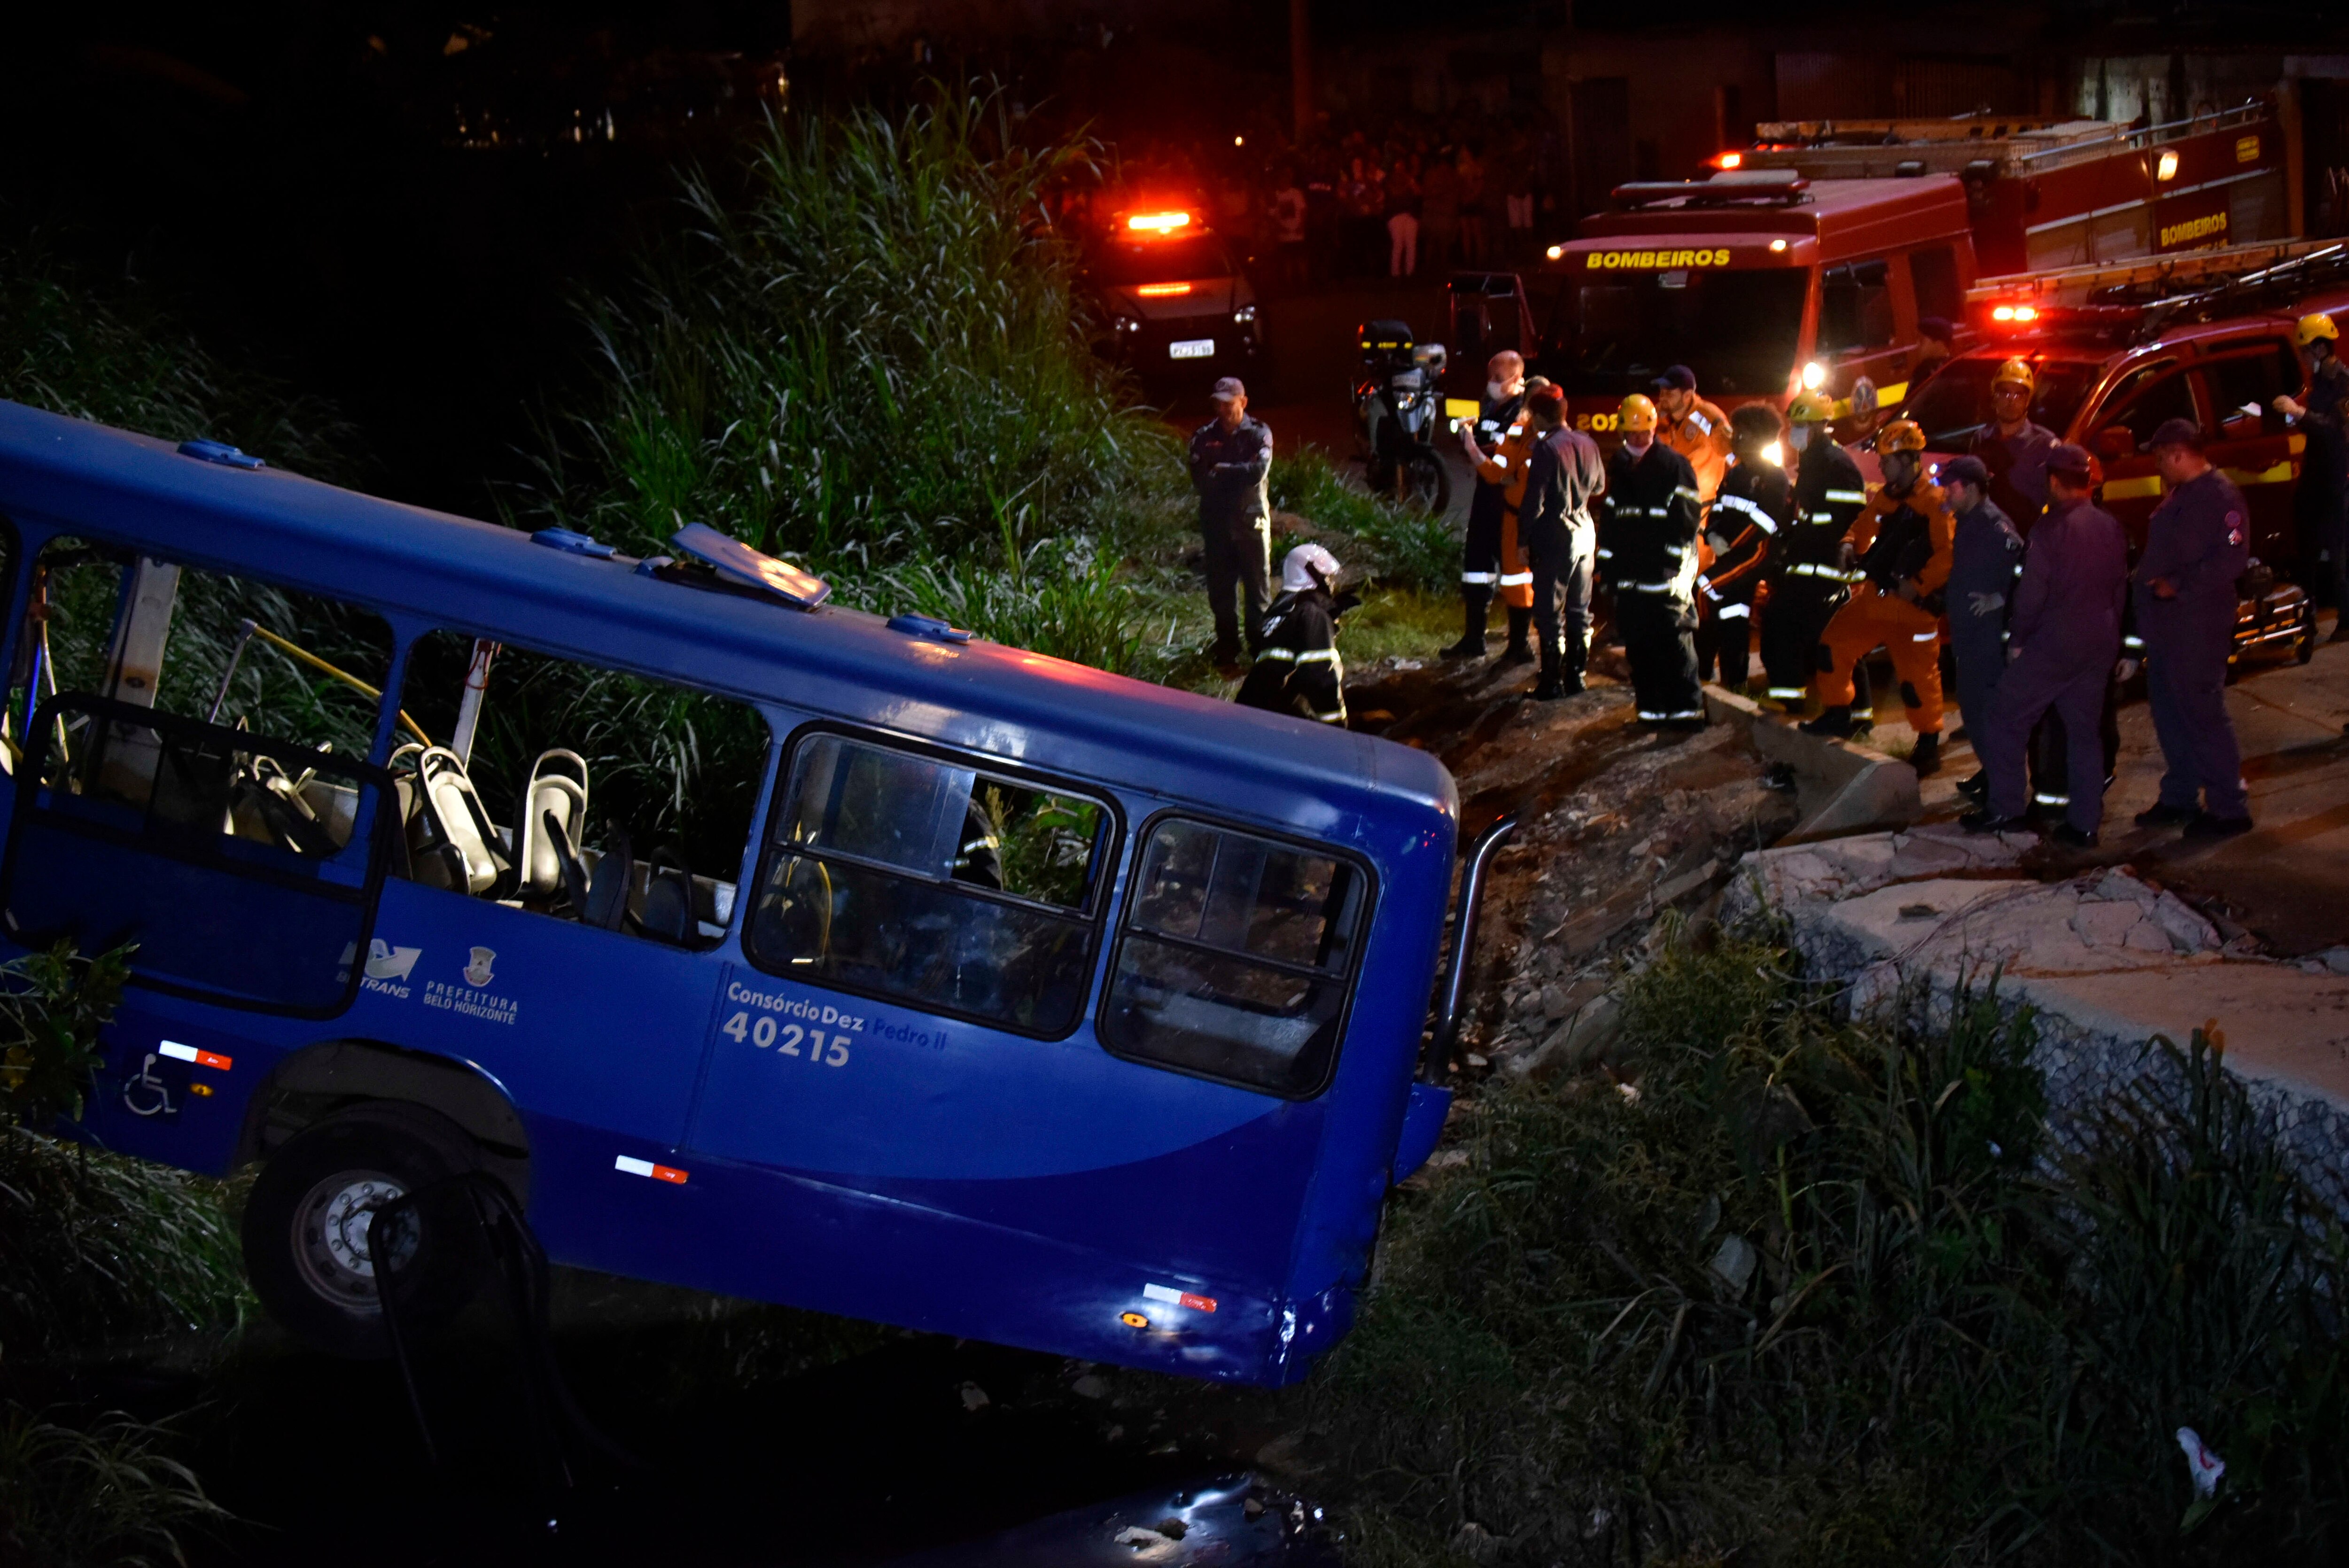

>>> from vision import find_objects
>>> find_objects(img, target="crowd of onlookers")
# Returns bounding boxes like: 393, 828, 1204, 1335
1081, 112, 1576, 290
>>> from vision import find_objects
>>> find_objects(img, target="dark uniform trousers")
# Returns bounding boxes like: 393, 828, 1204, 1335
1597, 441, 1704, 719
2141, 469, 2253, 818
2295, 356, 2349, 612
1203, 521, 1271, 658
1528, 522, 1595, 677
1760, 443, 1870, 709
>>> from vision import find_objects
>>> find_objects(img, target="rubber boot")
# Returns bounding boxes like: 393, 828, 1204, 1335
1440, 591, 1491, 659
1908, 731, 1942, 778
1532, 641, 1564, 700
1500, 606, 1535, 665
1800, 705, 1856, 739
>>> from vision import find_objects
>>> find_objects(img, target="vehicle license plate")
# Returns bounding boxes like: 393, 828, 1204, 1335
1168, 339, 1215, 360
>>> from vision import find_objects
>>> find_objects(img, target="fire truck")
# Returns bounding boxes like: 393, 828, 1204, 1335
1905, 239, 2349, 668
1447, 100, 2291, 449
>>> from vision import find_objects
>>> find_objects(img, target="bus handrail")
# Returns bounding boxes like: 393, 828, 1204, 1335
1421, 812, 1518, 1080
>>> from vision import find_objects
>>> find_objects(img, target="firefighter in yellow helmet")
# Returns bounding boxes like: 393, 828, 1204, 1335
1597, 392, 1706, 725
2277, 311, 2349, 628
1757, 389, 1868, 710
1803, 419, 1955, 775
1967, 356, 2057, 526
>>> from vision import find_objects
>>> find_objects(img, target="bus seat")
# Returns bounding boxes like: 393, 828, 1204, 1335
640, 843, 694, 946
514, 749, 590, 900
416, 746, 511, 897
584, 823, 633, 931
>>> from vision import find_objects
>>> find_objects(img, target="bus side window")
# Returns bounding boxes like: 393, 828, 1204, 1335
1819, 260, 1894, 355
393, 631, 767, 949
0, 541, 397, 1012
744, 732, 1111, 1037
1098, 819, 1368, 1099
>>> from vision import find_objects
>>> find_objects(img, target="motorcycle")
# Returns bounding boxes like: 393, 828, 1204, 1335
1352, 318, 1452, 516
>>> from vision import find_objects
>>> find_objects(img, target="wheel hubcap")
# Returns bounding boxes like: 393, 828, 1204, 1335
291, 1170, 411, 1312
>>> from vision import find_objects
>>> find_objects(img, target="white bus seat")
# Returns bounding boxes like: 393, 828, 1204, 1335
416, 745, 510, 897
514, 749, 590, 900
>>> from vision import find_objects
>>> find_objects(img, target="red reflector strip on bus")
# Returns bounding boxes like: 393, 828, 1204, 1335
159, 1041, 232, 1071
614, 1155, 689, 1185
1142, 1283, 1217, 1313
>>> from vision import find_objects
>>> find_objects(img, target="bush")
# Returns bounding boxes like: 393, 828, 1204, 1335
1269, 449, 1452, 596
1312, 937, 2349, 1565
0, 945, 130, 1131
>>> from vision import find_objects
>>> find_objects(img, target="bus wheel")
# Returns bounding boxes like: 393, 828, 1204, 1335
243, 1105, 487, 1359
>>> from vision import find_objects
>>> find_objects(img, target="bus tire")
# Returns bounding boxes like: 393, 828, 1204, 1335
242, 1104, 487, 1359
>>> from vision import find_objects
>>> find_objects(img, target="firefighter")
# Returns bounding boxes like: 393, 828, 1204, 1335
1516, 383, 1607, 699
1597, 393, 1704, 727
2129, 419, 2254, 837
1443, 351, 1532, 660
1458, 371, 1553, 664
1237, 543, 1353, 725
1652, 364, 1733, 504
2275, 311, 2349, 632
1936, 454, 2024, 804
1697, 403, 1794, 692
1188, 376, 1273, 670
1804, 419, 1953, 776
1962, 443, 2128, 847
1757, 390, 1869, 713
1968, 357, 2057, 528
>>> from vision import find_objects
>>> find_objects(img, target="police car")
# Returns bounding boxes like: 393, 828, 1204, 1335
1085, 208, 1265, 381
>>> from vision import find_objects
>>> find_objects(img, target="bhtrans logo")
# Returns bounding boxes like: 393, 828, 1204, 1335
1584, 248, 1735, 270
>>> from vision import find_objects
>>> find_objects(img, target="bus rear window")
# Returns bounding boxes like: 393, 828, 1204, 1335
747, 734, 1111, 1037
1545, 268, 1808, 398
1100, 819, 1367, 1098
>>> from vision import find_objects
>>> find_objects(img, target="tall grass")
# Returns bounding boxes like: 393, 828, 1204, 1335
532, 85, 1162, 569
0, 1404, 228, 1567
0, 234, 356, 481
1316, 934, 2349, 1565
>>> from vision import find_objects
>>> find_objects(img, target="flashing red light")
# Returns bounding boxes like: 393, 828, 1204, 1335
1126, 210, 1192, 233
1715, 151, 1744, 170
1990, 304, 2040, 324
1136, 282, 1192, 297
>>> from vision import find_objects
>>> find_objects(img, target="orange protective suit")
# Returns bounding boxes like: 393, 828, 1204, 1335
1474, 425, 1539, 612
1812, 480, 1957, 735
1659, 396, 1734, 502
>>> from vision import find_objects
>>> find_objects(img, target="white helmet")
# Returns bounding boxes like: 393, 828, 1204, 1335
1281, 542, 1342, 593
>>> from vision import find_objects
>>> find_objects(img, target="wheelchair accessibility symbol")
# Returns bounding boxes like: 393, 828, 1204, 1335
123, 1053, 174, 1118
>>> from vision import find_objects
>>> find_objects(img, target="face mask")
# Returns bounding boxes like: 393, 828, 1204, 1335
1788, 425, 1813, 453
1487, 380, 1514, 403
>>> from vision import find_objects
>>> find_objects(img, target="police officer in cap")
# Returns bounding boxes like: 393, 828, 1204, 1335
1238, 543, 1354, 725
1757, 389, 1869, 711
1937, 454, 2024, 802
1188, 376, 1274, 671
1698, 403, 1794, 692
2130, 417, 2254, 837
1962, 442, 2128, 846
2276, 312, 2349, 634
1444, 351, 1531, 660
1597, 393, 1705, 727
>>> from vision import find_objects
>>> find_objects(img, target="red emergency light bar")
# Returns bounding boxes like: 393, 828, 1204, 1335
1135, 282, 1192, 297
1969, 298, 2147, 343
1126, 210, 1192, 233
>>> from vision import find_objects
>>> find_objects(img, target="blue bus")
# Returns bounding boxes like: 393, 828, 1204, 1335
0, 398, 1502, 1386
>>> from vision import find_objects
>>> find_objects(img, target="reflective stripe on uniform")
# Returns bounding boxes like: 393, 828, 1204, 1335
1825, 489, 1867, 504
1461, 571, 1496, 584
1638, 709, 1705, 721
1674, 487, 1701, 502
1912, 630, 1938, 642
1717, 602, 1750, 618
2035, 792, 2069, 806
1595, 547, 1615, 559
1766, 686, 1808, 699
1713, 494, 1778, 533
1498, 572, 1533, 586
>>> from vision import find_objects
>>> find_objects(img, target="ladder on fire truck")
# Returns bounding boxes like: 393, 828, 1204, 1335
1968, 239, 2349, 341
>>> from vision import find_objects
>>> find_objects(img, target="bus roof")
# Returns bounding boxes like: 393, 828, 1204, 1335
1577, 176, 1970, 261
0, 399, 1455, 850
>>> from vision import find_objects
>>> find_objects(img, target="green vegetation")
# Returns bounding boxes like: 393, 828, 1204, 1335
0, 1405, 229, 1568
1315, 931, 2349, 1565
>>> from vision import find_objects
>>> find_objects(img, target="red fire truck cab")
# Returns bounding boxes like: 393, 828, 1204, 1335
1454, 170, 1976, 447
